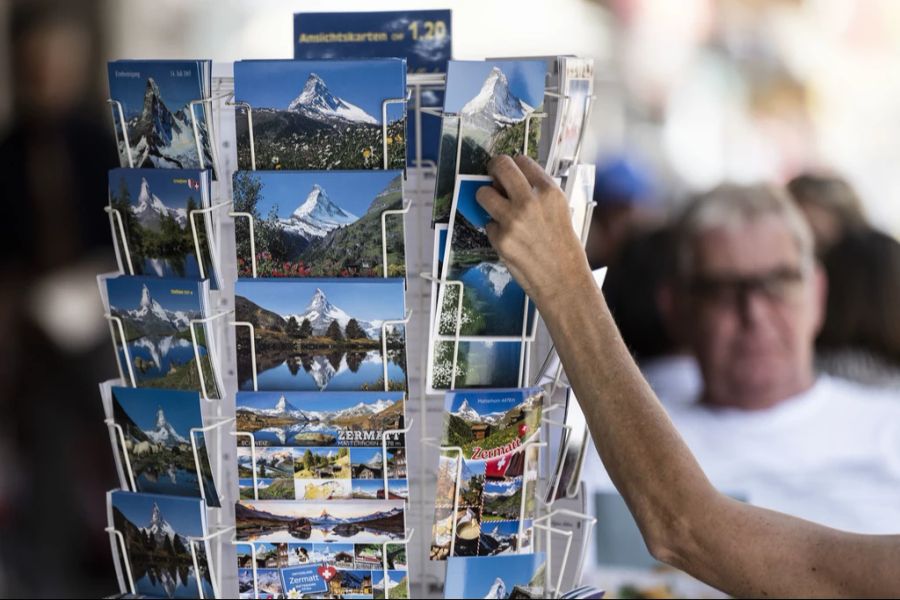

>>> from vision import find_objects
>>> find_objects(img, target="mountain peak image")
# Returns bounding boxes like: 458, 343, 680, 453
133, 177, 188, 228
280, 185, 359, 240
291, 288, 382, 338
145, 406, 189, 445
127, 76, 212, 170
484, 577, 507, 599
144, 502, 178, 545
461, 67, 533, 130
288, 72, 378, 125
453, 399, 481, 422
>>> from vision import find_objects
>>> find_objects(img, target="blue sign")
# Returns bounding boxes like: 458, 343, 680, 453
280, 564, 329, 596
294, 10, 452, 74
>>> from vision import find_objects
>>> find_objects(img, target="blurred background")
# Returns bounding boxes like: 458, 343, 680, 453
1, 0, 900, 597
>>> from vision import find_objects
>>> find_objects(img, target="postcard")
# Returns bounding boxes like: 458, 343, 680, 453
234, 279, 407, 392
548, 57, 594, 177
107, 60, 215, 175
432, 59, 548, 223
108, 169, 219, 288
101, 275, 222, 399
430, 446, 539, 560
105, 386, 220, 507
232, 170, 406, 278
428, 340, 528, 393
236, 391, 406, 447
442, 387, 545, 460
444, 553, 546, 599
235, 499, 406, 544
233, 59, 407, 171
426, 224, 529, 392
236, 541, 409, 599
108, 490, 215, 599
438, 176, 537, 338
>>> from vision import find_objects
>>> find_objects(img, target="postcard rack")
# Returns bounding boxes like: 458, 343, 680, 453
409, 72, 600, 598
99, 57, 599, 598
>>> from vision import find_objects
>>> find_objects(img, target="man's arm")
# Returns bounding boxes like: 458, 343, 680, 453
476, 154, 900, 598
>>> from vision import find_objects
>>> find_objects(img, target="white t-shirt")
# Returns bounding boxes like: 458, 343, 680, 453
583, 374, 900, 534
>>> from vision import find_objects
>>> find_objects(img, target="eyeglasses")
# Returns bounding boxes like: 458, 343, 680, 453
687, 267, 807, 308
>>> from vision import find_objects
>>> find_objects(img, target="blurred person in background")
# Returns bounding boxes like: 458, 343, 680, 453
584, 156, 663, 269
787, 173, 867, 256
651, 183, 900, 533
586, 183, 900, 539
0, 1, 118, 596
815, 226, 900, 389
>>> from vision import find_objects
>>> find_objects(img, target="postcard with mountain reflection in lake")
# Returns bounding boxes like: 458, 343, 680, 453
235, 279, 407, 393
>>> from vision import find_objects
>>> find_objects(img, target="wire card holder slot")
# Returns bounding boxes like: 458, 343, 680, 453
104, 201, 230, 284
103, 310, 230, 403
107, 520, 233, 599
108, 93, 225, 177
104, 417, 233, 507
229, 92, 409, 171
230, 199, 412, 280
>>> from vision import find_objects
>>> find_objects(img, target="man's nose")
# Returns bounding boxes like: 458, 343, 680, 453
736, 285, 770, 329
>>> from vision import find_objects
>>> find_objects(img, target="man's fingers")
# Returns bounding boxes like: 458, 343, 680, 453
513, 154, 555, 191
487, 155, 533, 205
476, 185, 511, 224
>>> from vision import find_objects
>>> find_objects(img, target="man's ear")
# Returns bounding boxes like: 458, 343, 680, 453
811, 262, 828, 335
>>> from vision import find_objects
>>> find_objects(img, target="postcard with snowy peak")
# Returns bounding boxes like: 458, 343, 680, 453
438, 176, 537, 338
432, 59, 548, 223
236, 541, 409, 600
236, 391, 406, 448
109, 168, 219, 288
234, 279, 407, 392
233, 59, 407, 171
101, 275, 221, 399
108, 490, 215, 598
235, 499, 406, 544
232, 170, 406, 278
235, 391, 408, 501
444, 553, 546, 599
107, 60, 215, 175
107, 387, 220, 507
442, 388, 544, 460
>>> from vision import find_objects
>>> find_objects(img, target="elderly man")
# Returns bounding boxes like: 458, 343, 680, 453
585, 183, 900, 534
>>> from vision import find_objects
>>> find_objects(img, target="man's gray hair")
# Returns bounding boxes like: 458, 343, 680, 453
674, 183, 816, 280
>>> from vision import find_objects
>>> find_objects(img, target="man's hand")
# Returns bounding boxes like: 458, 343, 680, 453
475, 154, 594, 309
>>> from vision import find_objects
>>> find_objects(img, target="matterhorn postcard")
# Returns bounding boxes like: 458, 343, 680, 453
432, 59, 548, 223
109, 168, 219, 288
234, 279, 407, 392
108, 490, 215, 598
233, 59, 407, 171
104, 386, 220, 507
107, 60, 215, 175
232, 170, 406, 278
100, 275, 222, 399
442, 387, 545, 460
444, 553, 546, 599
